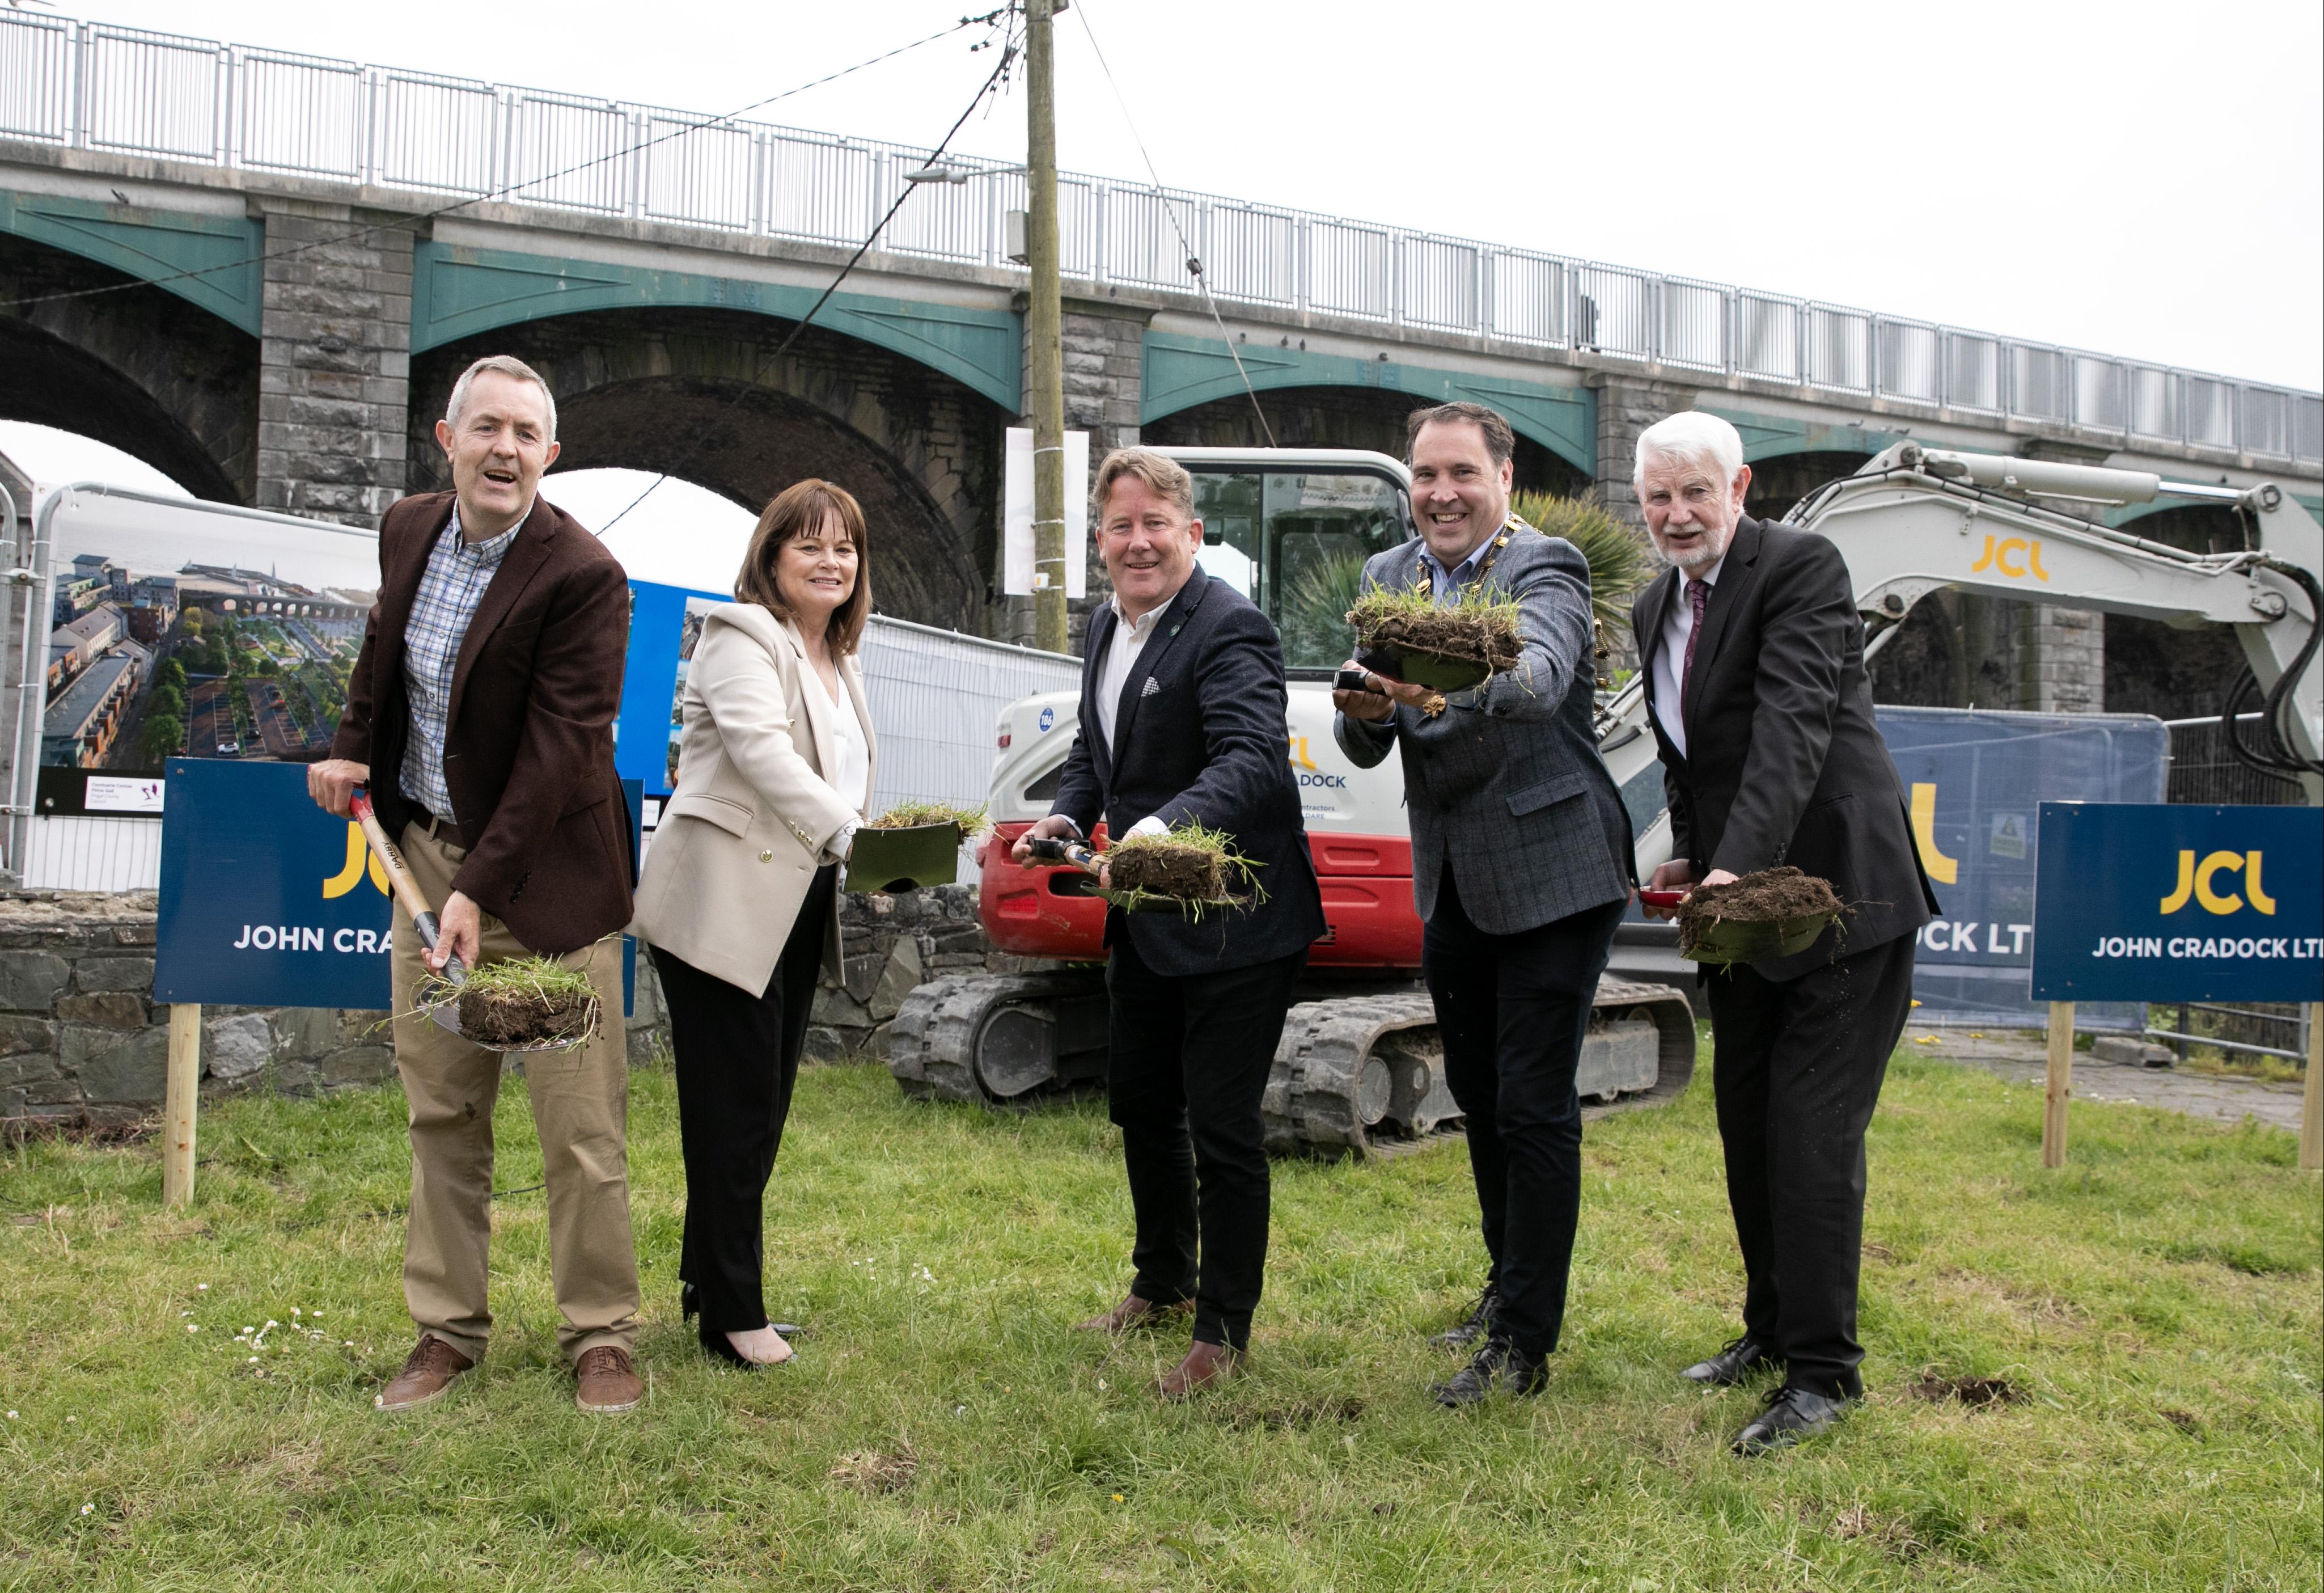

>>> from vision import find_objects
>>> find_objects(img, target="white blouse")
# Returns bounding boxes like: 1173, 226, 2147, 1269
820, 668, 871, 815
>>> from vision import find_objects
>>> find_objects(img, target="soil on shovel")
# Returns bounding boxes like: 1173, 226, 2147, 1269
454, 983, 598, 1048
1107, 839, 1229, 902
1674, 866, 1846, 953
1349, 591, 1524, 674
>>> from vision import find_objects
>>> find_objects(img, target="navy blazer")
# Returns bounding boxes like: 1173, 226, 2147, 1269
1630, 514, 1938, 978
1051, 571, 1326, 977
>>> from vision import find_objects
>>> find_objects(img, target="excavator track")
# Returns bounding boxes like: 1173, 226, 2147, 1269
889, 970, 1698, 1155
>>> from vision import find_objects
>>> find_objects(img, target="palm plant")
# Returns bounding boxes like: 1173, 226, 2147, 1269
1509, 491, 1656, 632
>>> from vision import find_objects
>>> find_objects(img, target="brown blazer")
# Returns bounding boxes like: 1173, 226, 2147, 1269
331, 491, 634, 956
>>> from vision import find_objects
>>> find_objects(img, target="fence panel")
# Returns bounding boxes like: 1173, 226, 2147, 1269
504, 89, 626, 214
1205, 201, 1296, 305
858, 618, 1079, 811
637, 109, 753, 231
1399, 234, 1479, 331
884, 166, 990, 263
2183, 377, 2235, 449
82, 24, 222, 162
2072, 354, 2127, 433
1733, 293, 1798, 381
374, 70, 496, 195
2128, 366, 2176, 442
2238, 386, 2291, 458
1307, 218, 1391, 321
1805, 305, 1872, 393
0, 12, 72, 143
2296, 395, 2323, 465
236, 49, 363, 178
1877, 318, 1941, 404
1102, 185, 1189, 291
1657, 278, 1725, 371
1489, 250, 1564, 345
1945, 332, 2002, 412
762, 131, 879, 245
1573, 264, 1653, 359
21, 815, 163, 893
2010, 344, 2071, 423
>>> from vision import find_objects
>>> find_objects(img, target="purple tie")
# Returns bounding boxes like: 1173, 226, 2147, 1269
1679, 578, 1709, 715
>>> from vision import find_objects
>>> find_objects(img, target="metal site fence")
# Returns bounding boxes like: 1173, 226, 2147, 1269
3, 12, 2318, 466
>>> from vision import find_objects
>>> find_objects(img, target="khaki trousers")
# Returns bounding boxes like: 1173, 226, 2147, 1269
389, 821, 638, 1364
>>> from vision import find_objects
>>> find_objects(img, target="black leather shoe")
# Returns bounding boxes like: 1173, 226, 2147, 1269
1681, 1335, 1781, 1387
1432, 1336, 1547, 1408
1730, 1384, 1856, 1456
1429, 1284, 1502, 1351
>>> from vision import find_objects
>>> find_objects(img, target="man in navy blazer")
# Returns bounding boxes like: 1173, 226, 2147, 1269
1015, 447, 1324, 1397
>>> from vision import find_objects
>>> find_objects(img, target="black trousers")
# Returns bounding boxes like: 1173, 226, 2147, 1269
652, 863, 838, 1334
1424, 862, 1626, 1359
1106, 935, 1306, 1351
1705, 929, 1917, 1398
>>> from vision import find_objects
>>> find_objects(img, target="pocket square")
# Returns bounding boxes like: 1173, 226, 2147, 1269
1141, 677, 1161, 698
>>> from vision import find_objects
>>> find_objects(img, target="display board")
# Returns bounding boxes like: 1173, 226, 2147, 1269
2031, 802, 2322, 1002
154, 759, 640, 1013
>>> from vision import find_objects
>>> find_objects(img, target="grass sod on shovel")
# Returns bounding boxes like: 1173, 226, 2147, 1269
1098, 822, 1265, 918
1674, 866, 1849, 964
846, 801, 990, 894
411, 956, 602, 1050
1348, 582, 1525, 691
863, 800, 990, 835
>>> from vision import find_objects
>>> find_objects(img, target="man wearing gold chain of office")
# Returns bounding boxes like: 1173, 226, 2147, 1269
1333, 401, 1637, 1408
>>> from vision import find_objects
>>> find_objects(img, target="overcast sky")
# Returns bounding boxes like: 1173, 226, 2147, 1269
54, 0, 2320, 391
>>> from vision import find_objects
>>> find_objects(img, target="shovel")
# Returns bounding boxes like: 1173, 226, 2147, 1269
349, 789, 590, 1054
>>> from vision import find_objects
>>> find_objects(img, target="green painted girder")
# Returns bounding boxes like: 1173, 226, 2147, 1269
0, 189, 263, 335
411, 242, 1021, 411
1701, 406, 1902, 465
1142, 332, 1597, 476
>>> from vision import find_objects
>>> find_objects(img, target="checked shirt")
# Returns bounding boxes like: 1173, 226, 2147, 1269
399, 504, 522, 824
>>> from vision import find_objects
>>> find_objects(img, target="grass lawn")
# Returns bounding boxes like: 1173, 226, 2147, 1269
2, 1038, 2317, 1591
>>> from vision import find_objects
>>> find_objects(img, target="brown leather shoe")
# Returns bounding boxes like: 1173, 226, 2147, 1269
1158, 1340, 1239, 1400
375, 1334, 473, 1412
574, 1345, 643, 1414
1073, 1293, 1189, 1333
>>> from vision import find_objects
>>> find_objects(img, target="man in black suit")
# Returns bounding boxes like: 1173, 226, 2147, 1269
1014, 447, 1326, 1397
1629, 411, 1938, 1455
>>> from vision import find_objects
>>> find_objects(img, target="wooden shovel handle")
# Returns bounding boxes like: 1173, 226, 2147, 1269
349, 790, 462, 979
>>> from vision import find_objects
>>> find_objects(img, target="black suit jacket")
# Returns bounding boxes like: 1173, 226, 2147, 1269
1052, 571, 1326, 978
332, 492, 634, 957
1630, 515, 1937, 980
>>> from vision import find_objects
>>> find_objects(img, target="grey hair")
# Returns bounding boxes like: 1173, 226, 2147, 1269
445, 354, 558, 441
1633, 410, 1743, 485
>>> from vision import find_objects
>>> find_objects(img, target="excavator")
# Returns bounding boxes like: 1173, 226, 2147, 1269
886, 441, 2323, 1154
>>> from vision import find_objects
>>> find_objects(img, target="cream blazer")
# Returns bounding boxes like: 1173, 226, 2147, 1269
632, 603, 875, 994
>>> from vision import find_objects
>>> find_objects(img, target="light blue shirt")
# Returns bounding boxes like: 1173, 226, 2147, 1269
1423, 531, 1498, 605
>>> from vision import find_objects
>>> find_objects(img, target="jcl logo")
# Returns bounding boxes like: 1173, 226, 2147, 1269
1969, 535, 2050, 582
2158, 850, 2276, 916
320, 823, 391, 900
1287, 734, 1318, 772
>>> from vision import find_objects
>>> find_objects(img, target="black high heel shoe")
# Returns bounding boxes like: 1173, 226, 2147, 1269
680, 1282, 701, 1322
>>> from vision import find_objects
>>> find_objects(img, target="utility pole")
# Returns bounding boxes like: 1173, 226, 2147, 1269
1025, 0, 1068, 654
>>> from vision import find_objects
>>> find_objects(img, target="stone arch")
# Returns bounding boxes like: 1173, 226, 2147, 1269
2102, 503, 2250, 721
1743, 449, 1873, 520
0, 233, 255, 502
409, 308, 1006, 632
1141, 384, 1590, 498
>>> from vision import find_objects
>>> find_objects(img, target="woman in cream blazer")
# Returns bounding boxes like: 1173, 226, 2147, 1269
632, 478, 877, 1370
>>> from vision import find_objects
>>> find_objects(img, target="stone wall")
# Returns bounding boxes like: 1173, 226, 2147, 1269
0, 885, 1012, 1121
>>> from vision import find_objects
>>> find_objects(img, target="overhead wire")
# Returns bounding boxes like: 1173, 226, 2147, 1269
596, 11, 1025, 533
1068, 0, 1277, 447
0, 10, 1010, 315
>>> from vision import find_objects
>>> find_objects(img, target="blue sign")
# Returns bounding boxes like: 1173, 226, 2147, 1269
613, 578, 726, 798
2032, 802, 2323, 1002
1878, 706, 2168, 1029
156, 760, 642, 1013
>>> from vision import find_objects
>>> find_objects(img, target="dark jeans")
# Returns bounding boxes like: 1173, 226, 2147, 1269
1705, 929, 1917, 1398
1424, 862, 1625, 1359
1105, 936, 1306, 1351
652, 863, 838, 1334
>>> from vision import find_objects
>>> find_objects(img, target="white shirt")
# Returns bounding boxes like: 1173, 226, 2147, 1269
1072, 593, 1172, 843
1652, 555, 1725, 760
815, 665, 870, 863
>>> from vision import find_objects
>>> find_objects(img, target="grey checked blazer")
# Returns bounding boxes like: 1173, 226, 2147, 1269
1333, 523, 1634, 935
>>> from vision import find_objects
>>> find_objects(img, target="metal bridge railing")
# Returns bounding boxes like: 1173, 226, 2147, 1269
3, 11, 2319, 467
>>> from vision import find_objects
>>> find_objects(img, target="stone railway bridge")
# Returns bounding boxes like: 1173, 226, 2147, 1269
0, 18, 2318, 715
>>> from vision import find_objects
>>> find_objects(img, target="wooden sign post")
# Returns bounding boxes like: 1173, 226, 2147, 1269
162, 1003, 200, 1207
2301, 1003, 2321, 1174
2042, 1001, 2073, 1169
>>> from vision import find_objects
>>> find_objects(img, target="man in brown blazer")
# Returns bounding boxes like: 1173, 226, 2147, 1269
308, 354, 642, 1414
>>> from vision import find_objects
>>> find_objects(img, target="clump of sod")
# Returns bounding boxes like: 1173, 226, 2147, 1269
1103, 821, 1262, 914
1348, 581, 1524, 677
417, 956, 600, 1049
866, 800, 989, 835
1674, 866, 1847, 955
